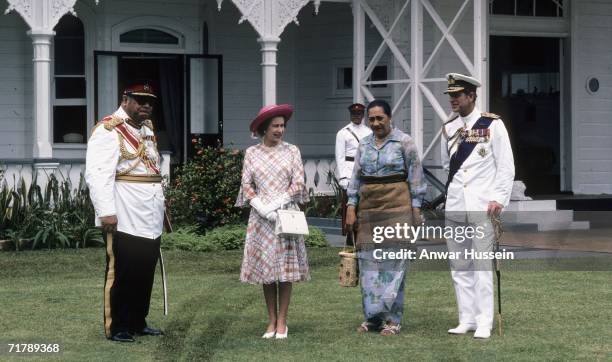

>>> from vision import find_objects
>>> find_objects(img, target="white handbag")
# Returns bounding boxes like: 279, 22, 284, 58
275, 207, 309, 237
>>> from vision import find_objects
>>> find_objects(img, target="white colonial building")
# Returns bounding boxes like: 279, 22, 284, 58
0, 0, 611, 198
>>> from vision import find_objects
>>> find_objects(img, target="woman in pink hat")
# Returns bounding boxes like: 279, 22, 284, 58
235, 104, 310, 339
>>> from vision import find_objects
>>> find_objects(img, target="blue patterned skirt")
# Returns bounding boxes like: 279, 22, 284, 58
358, 249, 409, 325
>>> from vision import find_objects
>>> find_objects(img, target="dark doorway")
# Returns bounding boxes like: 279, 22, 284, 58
490, 36, 561, 195
119, 55, 185, 163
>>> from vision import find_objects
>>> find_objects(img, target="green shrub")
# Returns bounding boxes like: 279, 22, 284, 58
0, 173, 102, 250
162, 225, 218, 252
304, 170, 343, 218
162, 224, 328, 252
202, 224, 246, 250
305, 226, 328, 247
165, 141, 244, 230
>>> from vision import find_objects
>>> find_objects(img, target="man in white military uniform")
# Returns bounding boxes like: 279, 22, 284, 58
335, 103, 372, 237
86, 84, 165, 343
440, 73, 515, 339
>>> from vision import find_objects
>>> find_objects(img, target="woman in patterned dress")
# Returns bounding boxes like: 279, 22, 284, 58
235, 104, 310, 340
345, 99, 427, 336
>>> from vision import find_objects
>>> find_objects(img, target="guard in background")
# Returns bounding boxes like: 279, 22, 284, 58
335, 103, 372, 238
440, 73, 515, 339
86, 84, 165, 343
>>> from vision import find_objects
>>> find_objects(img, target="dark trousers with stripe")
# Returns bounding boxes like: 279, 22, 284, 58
104, 231, 160, 338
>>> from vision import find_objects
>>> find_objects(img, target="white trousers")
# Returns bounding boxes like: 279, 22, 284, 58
446, 217, 495, 330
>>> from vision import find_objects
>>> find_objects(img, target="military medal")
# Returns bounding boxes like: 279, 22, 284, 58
478, 147, 487, 157
461, 128, 490, 143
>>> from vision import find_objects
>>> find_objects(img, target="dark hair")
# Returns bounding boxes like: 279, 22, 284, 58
256, 116, 287, 137
454, 88, 478, 101
366, 99, 392, 118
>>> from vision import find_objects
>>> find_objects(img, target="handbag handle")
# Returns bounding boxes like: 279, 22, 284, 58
344, 229, 356, 253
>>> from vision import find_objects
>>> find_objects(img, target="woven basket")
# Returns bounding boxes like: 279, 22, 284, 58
338, 249, 358, 287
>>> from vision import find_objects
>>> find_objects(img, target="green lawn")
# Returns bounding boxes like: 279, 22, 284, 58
0, 248, 610, 361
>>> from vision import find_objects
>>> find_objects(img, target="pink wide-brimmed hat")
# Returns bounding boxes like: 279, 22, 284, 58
249, 104, 294, 133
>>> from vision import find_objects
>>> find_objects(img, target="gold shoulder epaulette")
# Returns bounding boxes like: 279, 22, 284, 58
481, 112, 500, 119
103, 116, 124, 130
143, 119, 154, 131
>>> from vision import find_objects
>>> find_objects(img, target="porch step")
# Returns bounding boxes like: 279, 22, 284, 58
506, 200, 590, 231
506, 200, 557, 212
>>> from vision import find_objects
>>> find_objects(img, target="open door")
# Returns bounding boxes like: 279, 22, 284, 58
95, 52, 223, 163
186, 54, 223, 159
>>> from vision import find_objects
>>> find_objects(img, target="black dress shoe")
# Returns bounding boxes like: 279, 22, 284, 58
110, 332, 135, 342
137, 326, 164, 336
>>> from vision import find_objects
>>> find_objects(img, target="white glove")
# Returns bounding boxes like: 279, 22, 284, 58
249, 197, 275, 218
339, 178, 349, 189
270, 192, 292, 210
267, 211, 278, 223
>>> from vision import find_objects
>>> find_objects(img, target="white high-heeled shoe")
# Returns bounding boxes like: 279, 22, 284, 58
275, 326, 288, 339
262, 330, 276, 339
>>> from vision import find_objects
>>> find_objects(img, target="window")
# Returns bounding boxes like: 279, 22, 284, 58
53, 15, 86, 144
490, 0, 564, 17
335, 65, 388, 95
120, 29, 179, 45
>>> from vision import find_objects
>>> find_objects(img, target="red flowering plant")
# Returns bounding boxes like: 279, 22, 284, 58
165, 139, 244, 231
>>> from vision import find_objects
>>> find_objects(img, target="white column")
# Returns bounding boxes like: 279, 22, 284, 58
352, 0, 365, 104
28, 29, 55, 160
410, 0, 424, 154
258, 36, 280, 106
474, 0, 488, 111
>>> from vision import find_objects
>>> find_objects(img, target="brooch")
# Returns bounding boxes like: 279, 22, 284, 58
477, 147, 487, 157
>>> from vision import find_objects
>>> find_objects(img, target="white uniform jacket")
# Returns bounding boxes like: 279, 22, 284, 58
334, 122, 372, 187
85, 107, 165, 239
440, 108, 515, 212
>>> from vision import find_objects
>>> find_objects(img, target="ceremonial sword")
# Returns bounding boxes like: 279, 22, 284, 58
491, 214, 504, 336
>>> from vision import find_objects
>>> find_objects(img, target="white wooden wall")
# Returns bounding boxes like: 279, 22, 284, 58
0, 6, 32, 159
571, 0, 612, 194
208, 2, 298, 149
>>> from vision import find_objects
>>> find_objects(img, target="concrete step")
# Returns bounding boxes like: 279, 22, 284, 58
538, 220, 590, 231
506, 200, 557, 212
307, 217, 342, 228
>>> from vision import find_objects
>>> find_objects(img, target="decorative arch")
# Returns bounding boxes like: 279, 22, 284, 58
111, 16, 199, 53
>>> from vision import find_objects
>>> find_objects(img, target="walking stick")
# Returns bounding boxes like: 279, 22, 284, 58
161, 210, 172, 316
491, 214, 504, 336
159, 249, 168, 316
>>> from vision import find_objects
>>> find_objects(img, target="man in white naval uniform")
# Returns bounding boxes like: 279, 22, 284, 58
440, 73, 515, 339
86, 84, 165, 343
335, 103, 372, 237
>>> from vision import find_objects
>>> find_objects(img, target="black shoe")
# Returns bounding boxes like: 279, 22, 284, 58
110, 332, 135, 343
137, 326, 164, 336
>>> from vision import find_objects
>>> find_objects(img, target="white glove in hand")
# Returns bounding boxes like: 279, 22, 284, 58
249, 197, 274, 218
266, 211, 278, 223
339, 179, 349, 189
268, 192, 291, 211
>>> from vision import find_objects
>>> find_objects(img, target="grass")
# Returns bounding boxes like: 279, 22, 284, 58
0, 248, 610, 361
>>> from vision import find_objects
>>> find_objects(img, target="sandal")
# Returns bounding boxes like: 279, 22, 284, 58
357, 321, 379, 333
380, 323, 401, 336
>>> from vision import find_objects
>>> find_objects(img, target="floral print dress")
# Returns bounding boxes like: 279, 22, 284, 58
235, 142, 310, 284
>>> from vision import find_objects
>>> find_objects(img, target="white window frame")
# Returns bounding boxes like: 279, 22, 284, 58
51, 16, 87, 146
111, 16, 199, 54
331, 61, 390, 98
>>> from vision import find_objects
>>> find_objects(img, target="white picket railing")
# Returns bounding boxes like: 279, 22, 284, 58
303, 157, 337, 196
1, 154, 336, 195
0, 153, 172, 191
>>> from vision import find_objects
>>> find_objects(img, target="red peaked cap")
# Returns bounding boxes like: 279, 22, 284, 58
348, 103, 366, 114
249, 104, 294, 133
123, 83, 157, 98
